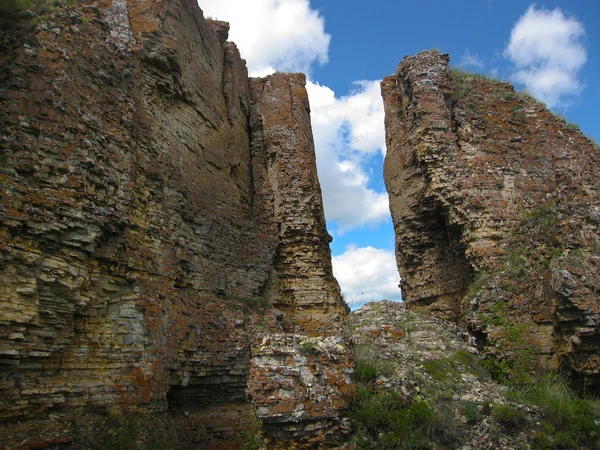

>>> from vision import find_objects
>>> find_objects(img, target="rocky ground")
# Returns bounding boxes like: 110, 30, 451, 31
347, 300, 600, 450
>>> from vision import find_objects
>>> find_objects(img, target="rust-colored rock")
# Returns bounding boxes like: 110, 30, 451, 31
0, 1, 348, 448
250, 74, 349, 336
382, 50, 600, 391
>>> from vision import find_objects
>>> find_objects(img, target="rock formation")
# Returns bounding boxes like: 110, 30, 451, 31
382, 50, 600, 391
0, 1, 349, 448
348, 300, 600, 449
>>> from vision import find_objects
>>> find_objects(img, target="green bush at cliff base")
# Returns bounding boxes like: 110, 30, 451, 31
347, 386, 434, 450
354, 360, 377, 383
507, 374, 600, 450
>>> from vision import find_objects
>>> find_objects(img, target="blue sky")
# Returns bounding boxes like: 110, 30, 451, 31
199, 0, 599, 309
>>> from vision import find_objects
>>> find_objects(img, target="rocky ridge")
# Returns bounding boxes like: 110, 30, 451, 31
348, 300, 600, 450
382, 50, 600, 392
0, 1, 349, 448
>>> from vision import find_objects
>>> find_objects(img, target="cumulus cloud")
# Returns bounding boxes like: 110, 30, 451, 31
199, 0, 330, 76
505, 5, 587, 108
459, 50, 484, 69
333, 246, 401, 308
198, 0, 389, 233
307, 80, 389, 233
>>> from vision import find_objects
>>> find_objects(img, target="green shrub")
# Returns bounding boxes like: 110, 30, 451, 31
460, 401, 483, 423
103, 411, 139, 450
491, 403, 527, 430
354, 360, 377, 383
509, 374, 600, 449
0, 0, 29, 19
347, 386, 436, 449
299, 340, 320, 356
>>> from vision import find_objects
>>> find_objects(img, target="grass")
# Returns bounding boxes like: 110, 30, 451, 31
423, 350, 486, 383
346, 386, 439, 450
508, 374, 600, 449
299, 339, 321, 356
242, 415, 263, 450
102, 411, 139, 450
0, 0, 77, 17
523, 203, 557, 231
450, 67, 498, 83
1, 0, 77, 30
347, 335, 462, 449
491, 403, 527, 431
354, 360, 377, 382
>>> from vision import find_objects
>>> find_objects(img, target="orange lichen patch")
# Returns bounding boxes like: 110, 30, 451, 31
389, 328, 406, 339
127, 4, 161, 37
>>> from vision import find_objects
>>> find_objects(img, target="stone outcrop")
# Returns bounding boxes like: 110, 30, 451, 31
0, 1, 349, 448
349, 300, 600, 449
382, 50, 600, 391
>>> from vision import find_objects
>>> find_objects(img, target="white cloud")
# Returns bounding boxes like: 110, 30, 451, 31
199, 0, 330, 76
333, 246, 401, 307
460, 50, 484, 69
307, 80, 389, 233
505, 5, 586, 108
198, 0, 390, 233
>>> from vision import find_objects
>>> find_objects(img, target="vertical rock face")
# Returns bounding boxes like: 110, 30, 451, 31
0, 1, 349, 447
250, 74, 348, 336
382, 51, 472, 320
383, 50, 600, 391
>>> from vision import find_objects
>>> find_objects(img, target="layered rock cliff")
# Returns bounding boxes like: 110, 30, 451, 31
0, 1, 349, 448
382, 50, 600, 391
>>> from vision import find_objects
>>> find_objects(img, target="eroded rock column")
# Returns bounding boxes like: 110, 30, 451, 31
246, 74, 352, 447
382, 49, 600, 391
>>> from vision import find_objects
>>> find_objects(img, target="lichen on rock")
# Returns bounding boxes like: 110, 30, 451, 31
382, 49, 600, 392
0, 1, 349, 448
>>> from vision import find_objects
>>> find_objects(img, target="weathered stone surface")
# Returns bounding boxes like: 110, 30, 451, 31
0, 1, 348, 447
382, 50, 600, 391
250, 74, 349, 336
349, 300, 584, 450
247, 333, 353, 446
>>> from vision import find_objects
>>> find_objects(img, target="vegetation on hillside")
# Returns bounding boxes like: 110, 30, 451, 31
345, 302, 600, 449
0, 0, 76, 25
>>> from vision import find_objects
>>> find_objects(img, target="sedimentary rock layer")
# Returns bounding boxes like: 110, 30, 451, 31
250, 74, 348, 336
0, 1, 348, 447
382, 50, 600, 390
